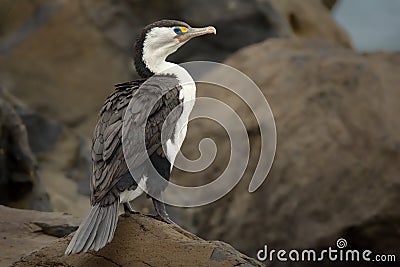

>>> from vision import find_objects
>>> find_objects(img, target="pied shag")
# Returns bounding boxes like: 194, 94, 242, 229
65, 20, 216, 254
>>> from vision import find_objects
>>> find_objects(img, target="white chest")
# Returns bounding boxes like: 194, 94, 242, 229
162, 65, 196, 164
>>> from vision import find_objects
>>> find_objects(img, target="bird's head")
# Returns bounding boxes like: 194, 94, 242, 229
134, 20, 216, 78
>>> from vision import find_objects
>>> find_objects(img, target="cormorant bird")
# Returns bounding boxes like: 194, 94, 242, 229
65, 20, 216, 254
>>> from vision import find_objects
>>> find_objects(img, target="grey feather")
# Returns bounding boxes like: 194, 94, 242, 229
82, 207, 104, 252
107, 204, 118, 243
94, 205, 111, 251
65, 202, 119, 254
90, 76, 182, 205
68, 205, 98, 253
122, 75, 183, 171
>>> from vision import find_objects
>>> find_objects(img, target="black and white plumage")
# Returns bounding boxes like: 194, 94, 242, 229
65, 20, 216, 254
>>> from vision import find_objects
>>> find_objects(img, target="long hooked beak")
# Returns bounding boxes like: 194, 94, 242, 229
176, 26, 217, 42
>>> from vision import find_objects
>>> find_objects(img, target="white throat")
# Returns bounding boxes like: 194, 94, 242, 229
142, 30, 183, 74
142, 52, 176, 74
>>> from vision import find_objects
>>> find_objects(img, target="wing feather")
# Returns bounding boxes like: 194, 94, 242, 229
90, 75, 183, 205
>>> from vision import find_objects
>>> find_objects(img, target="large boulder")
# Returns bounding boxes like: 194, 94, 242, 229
173, 39, 400, 264
0, 90, 50, 211
0, 88, 91, 216
1, 205, 263, 267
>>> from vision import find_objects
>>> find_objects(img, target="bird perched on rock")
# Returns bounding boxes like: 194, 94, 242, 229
65, 20, 216, 254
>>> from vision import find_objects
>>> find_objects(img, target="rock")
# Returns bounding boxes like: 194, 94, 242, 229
0, 88, 91, 216
33, 125, 92, 217
0, 205, 80, 267
0, 0, 131, 137
0, 90, 51, 211
75, 0, 292, 63
18, 108, 63, 154
267, 0, 351, 47
175, 39, 400, 264
2, 206, 263, 267
0, 96, 35, 196
32, 222, 78, 238
0, 0, 350, 137
322, 0, 337, 10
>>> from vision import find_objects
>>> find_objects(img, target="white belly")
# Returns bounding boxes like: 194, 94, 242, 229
163, 65, 196, 164
165, 124, 188, 165
119, 176, 148, 203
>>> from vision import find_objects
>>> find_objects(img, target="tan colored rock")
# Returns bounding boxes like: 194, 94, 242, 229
0, 0, 131, 136
174, 39, 400, 261
0, 205, 80, 267
5, 206, 263, 267
266, 0, 351, 47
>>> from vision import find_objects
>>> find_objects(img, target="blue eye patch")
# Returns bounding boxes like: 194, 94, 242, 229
174, 27, 182, 35
174, 26, 188, 35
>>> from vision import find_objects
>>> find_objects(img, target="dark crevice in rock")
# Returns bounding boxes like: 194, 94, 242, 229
139, 260, 156, 267
88, 252, 122, 267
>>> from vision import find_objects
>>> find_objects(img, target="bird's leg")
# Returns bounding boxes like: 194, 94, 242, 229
122, 202, 139, 217
151, 197, 175, 224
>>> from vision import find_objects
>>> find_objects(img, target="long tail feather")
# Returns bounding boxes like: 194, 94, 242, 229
65, 201, 119, 254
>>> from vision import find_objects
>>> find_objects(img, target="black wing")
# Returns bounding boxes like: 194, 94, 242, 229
90, 75, 182, 205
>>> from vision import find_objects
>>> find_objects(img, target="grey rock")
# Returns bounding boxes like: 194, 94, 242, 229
0, 89, 51, 211
174, 39, 400, 266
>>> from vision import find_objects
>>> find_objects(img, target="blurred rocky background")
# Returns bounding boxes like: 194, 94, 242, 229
0, 0, 399, 266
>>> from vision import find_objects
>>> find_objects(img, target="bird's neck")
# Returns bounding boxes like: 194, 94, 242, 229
135, 47, 194, 88
146, 57, 177, 75
135, 42, 182, 78
137, 54, 194, 88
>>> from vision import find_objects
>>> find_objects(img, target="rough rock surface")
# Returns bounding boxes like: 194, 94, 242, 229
0, 88, 91, 215
0, 205, 80, 267
0, 90, 51, 211
173, 39, 400, 264
0, 0, 349, 137
3, 206, 263, 267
